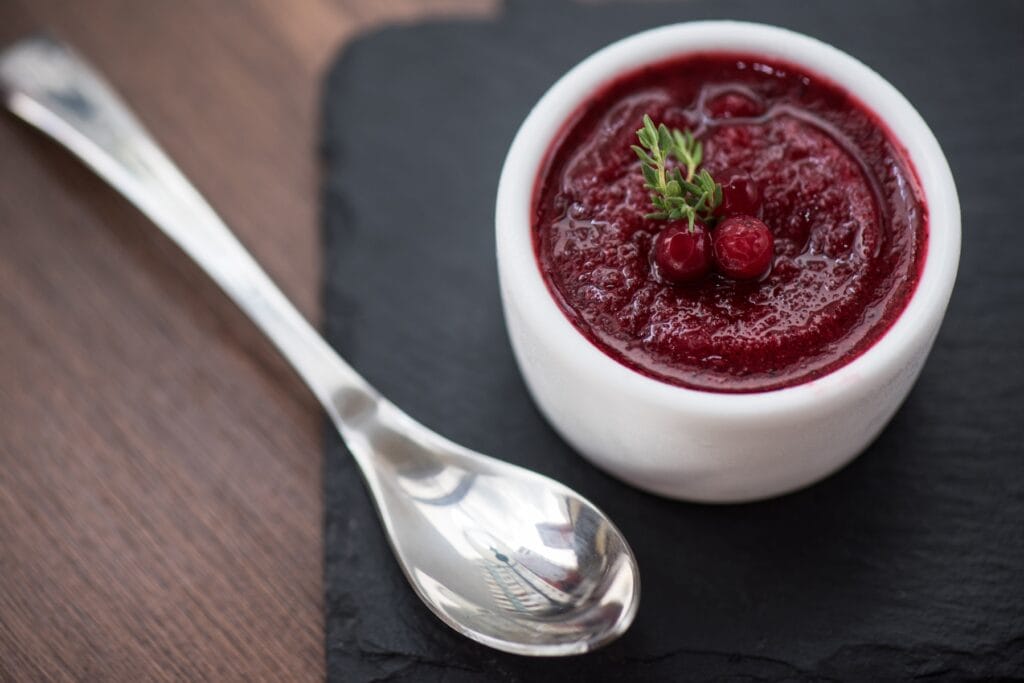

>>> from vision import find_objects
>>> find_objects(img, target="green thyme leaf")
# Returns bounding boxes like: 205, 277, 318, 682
634, 115, 723, 231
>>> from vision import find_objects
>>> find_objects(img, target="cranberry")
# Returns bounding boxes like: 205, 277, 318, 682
716, 172, 762, 217
653, 221, 712, 284
712, 215, 774, 281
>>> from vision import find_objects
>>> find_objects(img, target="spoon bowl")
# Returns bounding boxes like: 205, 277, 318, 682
0, 35, 639, 656
332, 389, 638, 654
355, 398, 638, 654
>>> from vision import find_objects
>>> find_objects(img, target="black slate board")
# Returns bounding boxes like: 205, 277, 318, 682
320, 1, 1024, 680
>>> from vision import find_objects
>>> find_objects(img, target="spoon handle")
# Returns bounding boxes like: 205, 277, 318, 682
0, 35, 375, 415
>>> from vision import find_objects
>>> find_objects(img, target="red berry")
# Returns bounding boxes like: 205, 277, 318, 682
653, 221, 712, 284
712, 215, 774, 281
716, 172, 762, 217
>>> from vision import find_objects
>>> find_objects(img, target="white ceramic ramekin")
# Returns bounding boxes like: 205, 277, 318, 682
495, 22, 960, 503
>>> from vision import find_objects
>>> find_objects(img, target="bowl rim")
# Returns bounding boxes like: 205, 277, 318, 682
495, 20, 960, 419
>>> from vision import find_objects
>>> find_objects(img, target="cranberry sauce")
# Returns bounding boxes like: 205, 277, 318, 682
532, 53, 927, 393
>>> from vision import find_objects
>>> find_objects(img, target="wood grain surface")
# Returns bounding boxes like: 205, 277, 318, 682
0, 1, 492, 680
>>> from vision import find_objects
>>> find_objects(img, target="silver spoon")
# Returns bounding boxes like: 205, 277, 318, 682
0, 36, 639, 656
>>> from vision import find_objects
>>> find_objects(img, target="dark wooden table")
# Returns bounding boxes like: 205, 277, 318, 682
0, 1, 491, 679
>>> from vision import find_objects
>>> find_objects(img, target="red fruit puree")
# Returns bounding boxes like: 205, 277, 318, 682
532, 53, 928, 393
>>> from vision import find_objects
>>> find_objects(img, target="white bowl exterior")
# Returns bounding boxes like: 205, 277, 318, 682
496, 22, 960, 502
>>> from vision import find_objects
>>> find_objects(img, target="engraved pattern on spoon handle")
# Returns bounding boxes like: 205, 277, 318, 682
0, 36, 376, 422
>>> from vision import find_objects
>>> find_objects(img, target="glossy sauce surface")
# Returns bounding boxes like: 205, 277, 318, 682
533, 54, 927, 392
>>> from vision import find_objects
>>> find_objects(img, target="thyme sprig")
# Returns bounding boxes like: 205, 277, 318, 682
631, 114, 722, 232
